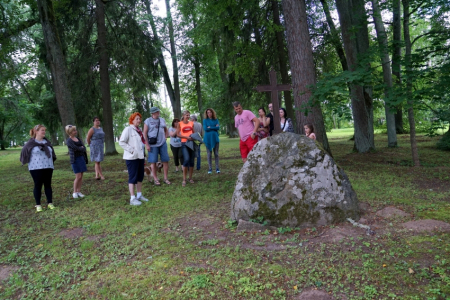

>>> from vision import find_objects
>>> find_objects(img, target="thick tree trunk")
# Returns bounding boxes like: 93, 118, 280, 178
319, 0, 348, 72
192, 19, 203, 116
272, 0, 294, 120
335, 0, 375, 153
281, 0, 331, 155
143, 0, 181, 118
371, 0, 397, 147
95, 0, 117, 155
165, 0, 181, 118
402, 0, 420, 166
36, 0, 76, 131
392, 0, 405, 134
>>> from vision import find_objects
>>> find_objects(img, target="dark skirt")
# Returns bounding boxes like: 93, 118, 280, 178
72, 155, 87, 174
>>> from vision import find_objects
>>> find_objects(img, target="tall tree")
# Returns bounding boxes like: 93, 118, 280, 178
95, 0, 117, 155
402, 0, 420, 166
165, 0, 182, 116
371, 0, 397, 147
36, 0, 76, 129
271, 0, 293, 119
392, 0, 404, 134
281, 0, 331, 154
335, 0, 375, 153
143, 0, 181, 118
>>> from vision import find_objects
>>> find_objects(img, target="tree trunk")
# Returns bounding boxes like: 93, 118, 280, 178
335, 0, 375, 153
192, 19, 203, 116
371, 0, 397, 147
319, 0, 348, 72
95, 0, 117, 155
165, 0, 181, 118
50, 131, 59, 145
402, 0, 420, 166
143, 0, 181, 118
281, 0, 331, 155
272, 0, 294, 120
36, 0, 76, 131
392, 0, 405, 134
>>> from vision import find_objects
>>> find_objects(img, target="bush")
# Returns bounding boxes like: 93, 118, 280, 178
437, 130, 450, 150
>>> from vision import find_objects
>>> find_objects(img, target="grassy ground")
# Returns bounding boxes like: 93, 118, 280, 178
0, 130, 449, 299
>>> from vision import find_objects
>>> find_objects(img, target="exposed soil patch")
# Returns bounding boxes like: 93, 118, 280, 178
376, 206, 411, 219
295, 288, 338, 300
413, 177, 450, 193
84, 234, 106, 242
401, 219, 450, 232
59, 227, 84, 239
0, 265, 18, 281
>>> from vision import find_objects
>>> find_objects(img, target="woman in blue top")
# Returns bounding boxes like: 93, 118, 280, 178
203, 108, 220, 174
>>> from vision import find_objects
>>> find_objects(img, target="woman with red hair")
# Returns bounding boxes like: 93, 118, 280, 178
119, 112, 149, 206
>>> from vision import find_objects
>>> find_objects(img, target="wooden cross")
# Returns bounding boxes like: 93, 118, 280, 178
254, 67, 292, 134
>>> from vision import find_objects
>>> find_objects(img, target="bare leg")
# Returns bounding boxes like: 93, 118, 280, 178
243, 158, 247, 163
136, 181, 142, 193
97, 162, 104, 179
151, 163, 158, 181
77, 172, 84, 192
189, 167, 194, 181
128, 183, 135, 196
182, 165, 187, 183
94, 162, 99, 178
163, 162, 169, 180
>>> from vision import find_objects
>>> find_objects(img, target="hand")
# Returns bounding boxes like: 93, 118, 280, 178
187, 136, 193, 141
146, 144, 150, 151
216, 124, 219, 127
207, 126, 210, 128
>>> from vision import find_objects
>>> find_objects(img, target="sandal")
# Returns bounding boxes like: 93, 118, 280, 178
189, 179, 194, 184
164, 179, 171, 185
182, 181, 186, 187
154, 179, 161, 186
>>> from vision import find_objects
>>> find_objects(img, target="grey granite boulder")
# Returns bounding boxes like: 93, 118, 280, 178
230, 133, 359, 227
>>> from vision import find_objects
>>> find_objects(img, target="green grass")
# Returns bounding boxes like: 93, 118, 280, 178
0, 133, 449, 299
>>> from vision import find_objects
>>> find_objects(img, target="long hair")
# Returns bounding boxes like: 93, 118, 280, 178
258, 107, 266, 115
30, 124, 46, 138
129, 112, 142, 124
204, 108, 217, 120
279, 108, 287, 118
305, 123, 314, 133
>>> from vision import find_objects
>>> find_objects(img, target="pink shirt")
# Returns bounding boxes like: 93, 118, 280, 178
235, 110, 257, 141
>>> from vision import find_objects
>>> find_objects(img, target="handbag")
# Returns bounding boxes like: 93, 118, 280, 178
148, 118, 160, 145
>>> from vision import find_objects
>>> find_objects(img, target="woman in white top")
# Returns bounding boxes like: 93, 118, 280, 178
19, 124, 57, 212
119, 112, 149, 206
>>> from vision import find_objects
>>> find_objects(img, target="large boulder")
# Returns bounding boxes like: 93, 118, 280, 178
230, 133, 359, 227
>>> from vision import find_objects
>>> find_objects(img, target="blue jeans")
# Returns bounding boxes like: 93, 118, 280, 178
196, 144, 201, 170
181, 143, 195, 168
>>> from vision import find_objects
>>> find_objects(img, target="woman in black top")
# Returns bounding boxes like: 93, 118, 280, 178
65, 125, 88, 199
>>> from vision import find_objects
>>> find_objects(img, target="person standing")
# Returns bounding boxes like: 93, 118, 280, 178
177, 110, 195, 186
190, 115, 203, 170
119, 112, 149, 206
86, 117, 105, 180
279, 108, 294, 132
233, 102, 260, 163
20, 124, 57, 212
266, 103, 274, 136
203, 108, 220, 174
143, 107, 171, 186
256, 107, 269, 140
168, 118, 183, 172
65, 125, 88, 199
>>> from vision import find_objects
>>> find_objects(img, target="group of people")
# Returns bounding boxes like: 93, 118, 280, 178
20, 102, 315, 211
233, 102, 316, 163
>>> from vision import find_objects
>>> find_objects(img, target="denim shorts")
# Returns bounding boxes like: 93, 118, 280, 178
148, 141, 170, 163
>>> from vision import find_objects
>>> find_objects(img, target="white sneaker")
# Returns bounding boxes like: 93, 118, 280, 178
137, 195, 149, 202
130, 199, 142, 206
77, 192, 85, 198
73, 193, 79, 199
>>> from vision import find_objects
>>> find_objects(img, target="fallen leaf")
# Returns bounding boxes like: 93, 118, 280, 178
383, 264, 387, 267
293, 285, 298, 290
408, 268, 414, 274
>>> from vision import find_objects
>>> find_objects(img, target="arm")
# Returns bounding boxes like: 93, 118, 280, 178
143, 123, 150, 151
203, 120, 210, 132
212, 120, 220, 131
86, 128, 94, 145
66, 138, 86, 152
164, 126, 169, 139
119, 127, 135, 154
264, 116, 271, 127
169, 128, 177, 137
251, 117, 260, 139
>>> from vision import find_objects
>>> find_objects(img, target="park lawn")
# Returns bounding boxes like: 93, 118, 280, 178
0, 130, 449, 299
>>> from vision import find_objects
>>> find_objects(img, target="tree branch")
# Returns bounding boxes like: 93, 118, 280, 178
412, 30, 450, 46
0, 19, 38, 42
